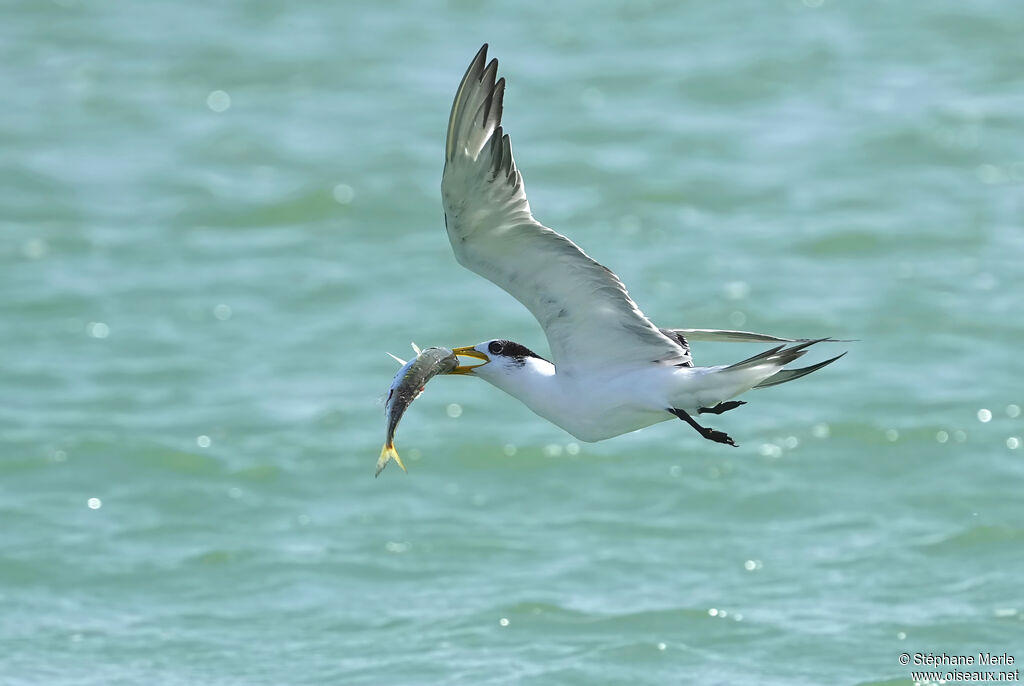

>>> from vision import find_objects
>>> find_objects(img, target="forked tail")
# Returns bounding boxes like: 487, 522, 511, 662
721, 338, 846, 390
684, 339, 845, 408
375, 443, 406, 477
754, 352, 847, 388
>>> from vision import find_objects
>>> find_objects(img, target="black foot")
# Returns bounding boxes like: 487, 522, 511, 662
667, 407, 739, 447
698, 400, 747, 415
700, 427, 737, 446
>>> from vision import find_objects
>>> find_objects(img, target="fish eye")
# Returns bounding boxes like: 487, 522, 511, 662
488, 341, 504, 355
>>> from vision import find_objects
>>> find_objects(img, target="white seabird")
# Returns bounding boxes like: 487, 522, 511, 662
442, 44, 846, 446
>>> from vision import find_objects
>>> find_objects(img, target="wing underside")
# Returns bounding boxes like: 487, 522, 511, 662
441, 45, 690, 372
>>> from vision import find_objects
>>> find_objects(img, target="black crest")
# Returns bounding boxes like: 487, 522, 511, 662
488, 339, 548, 365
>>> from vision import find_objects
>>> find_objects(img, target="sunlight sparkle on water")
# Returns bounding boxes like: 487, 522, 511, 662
207, 90, 231, 112
197, 435, 211, 448
723, 281, 750, 300
213, 304, 232, 321
936, 430, 949, 443
86, 322, 109, 339
977, 408, 992, 423
1006, 404, 1020, 418
87, 497, 102, 509
1007, 437, 1021, 450
502, 443, 517, 456
332, 183, 354, 205
446, 403, 462, 418
499, 617, 509, 627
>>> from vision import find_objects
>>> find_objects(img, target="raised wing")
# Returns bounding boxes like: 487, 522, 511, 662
441, 44, 689, 373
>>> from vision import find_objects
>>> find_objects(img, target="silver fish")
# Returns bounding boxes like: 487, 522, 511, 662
376, 344, 486, 476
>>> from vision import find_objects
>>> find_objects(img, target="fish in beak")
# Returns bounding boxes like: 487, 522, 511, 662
450, 346, 490, 374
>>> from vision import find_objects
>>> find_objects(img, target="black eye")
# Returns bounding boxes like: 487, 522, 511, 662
488, 341, 504, 355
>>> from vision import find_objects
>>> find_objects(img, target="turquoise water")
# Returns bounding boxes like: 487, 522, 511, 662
3, 1, 1023, 684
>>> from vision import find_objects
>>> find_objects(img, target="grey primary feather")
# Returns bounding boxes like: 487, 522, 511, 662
669, 328, 811, 344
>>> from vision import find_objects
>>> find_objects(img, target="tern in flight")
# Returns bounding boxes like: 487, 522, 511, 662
439, 44, 846, 447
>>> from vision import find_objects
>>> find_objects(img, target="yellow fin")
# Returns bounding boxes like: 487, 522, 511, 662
375, 443, 406, 477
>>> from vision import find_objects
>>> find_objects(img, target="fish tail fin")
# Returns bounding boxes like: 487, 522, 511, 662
375, 442, 406, 477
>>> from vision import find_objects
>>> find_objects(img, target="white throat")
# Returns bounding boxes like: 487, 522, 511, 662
475, 356, 564, 420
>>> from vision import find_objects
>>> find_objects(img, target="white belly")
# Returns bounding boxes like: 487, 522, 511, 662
477, 358, 745, 443
552, 405, 674, 442
516, 368, 683, 442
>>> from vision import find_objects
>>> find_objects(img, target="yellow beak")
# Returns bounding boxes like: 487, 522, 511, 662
450, 346, 490, 374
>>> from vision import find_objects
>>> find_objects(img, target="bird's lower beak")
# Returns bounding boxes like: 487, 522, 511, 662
450, 346, 489, 374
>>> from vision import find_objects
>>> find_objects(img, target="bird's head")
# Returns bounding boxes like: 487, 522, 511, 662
450, 339, 550, 381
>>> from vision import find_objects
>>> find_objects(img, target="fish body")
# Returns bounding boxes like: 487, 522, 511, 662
377, 346, 459, 476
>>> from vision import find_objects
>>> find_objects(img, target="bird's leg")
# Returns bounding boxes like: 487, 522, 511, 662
667, 408, 737, 447
697, 400, 746, 415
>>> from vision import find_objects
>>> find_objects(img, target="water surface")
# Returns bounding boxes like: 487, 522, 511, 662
3, 1, 1023, 684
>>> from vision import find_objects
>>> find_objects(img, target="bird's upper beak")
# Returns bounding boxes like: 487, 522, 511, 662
450, 346, 489, 374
